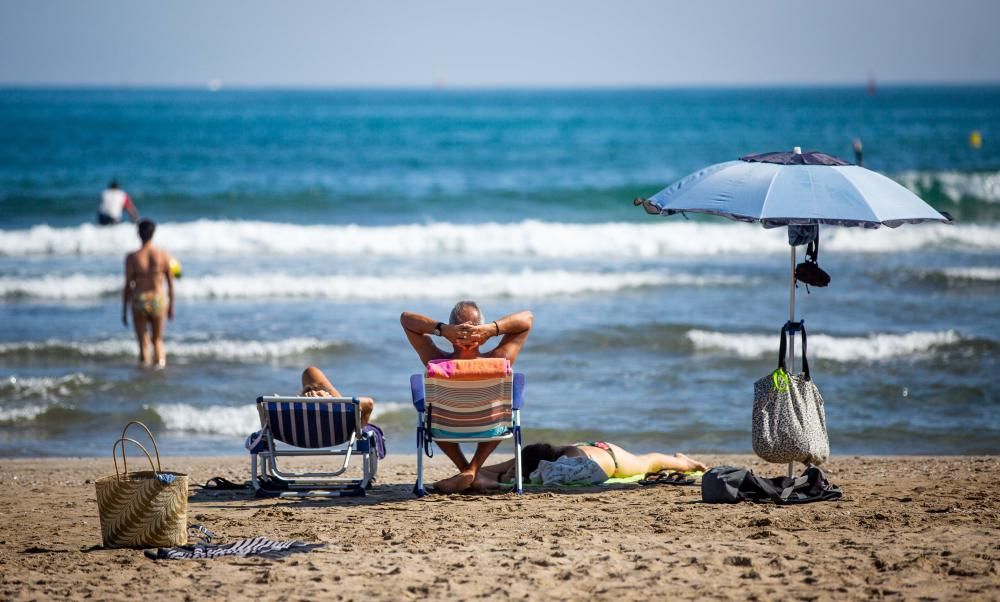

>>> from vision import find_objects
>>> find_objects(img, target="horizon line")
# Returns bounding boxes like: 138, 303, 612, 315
2, 80, 1000, 92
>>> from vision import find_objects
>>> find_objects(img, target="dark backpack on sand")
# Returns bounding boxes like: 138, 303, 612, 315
701, 465, 842, 504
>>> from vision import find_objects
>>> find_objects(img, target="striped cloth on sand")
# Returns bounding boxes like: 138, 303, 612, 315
144, 536, 324, 560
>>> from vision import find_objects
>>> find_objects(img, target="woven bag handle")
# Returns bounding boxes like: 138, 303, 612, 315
119, 421, 163, 475
112, 437, 158, 480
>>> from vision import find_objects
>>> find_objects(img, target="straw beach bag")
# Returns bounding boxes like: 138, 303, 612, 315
752, 323, 829, 466
95, 421, 188, 548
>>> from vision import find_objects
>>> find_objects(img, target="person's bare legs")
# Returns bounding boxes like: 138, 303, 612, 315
150, 312, 166, 368
358, 397, 374, 427
606, 443, 709, 478
432, 442, 471, 493
434, 440, 501, 494
478, 458, 516, 481
132, 308, 150, 366
301, 366, 342, 396
300, 367, 375, 426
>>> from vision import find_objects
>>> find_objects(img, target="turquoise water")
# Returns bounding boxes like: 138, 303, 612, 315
1, 87, 998, 457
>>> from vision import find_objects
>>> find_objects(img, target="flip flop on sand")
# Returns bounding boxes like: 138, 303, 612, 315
639, 471, 697, 486
201, 477, 250, 490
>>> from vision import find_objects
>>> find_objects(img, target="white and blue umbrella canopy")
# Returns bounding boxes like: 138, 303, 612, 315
636, 150, 950, 229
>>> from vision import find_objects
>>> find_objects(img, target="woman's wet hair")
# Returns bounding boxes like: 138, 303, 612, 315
449, 300, 483, 325
520, 443, 563, 477
137, 219, 156, 242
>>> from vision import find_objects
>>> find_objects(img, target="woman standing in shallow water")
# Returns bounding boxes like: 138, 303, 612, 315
122, 219, 174, 367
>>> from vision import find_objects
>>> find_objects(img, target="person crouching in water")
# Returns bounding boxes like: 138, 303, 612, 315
98, 180, 138, 225
122, 219, 174, 367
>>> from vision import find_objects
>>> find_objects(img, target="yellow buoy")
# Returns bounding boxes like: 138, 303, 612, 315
969, 130, 982, 149
169, 258, 182, 279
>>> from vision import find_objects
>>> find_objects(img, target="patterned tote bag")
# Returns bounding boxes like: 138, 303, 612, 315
752, 322, 829, 465
95, 421, 188, 548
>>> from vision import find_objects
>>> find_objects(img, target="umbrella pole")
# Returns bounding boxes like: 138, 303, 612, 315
788, 245, 796, 479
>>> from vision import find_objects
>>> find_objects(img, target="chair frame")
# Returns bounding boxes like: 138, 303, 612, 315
410, 372, 525, 497
249, 395, 378, 497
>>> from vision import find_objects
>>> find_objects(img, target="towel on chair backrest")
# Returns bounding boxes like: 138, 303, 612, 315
427, 358, 510, 380
425, 359, 513, 438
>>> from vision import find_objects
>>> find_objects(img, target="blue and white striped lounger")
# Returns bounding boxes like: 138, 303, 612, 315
246, 396, 381, 497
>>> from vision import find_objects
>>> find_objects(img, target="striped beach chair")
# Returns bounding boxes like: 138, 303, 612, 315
247, 396, 379, 497
410, 358, 526, 496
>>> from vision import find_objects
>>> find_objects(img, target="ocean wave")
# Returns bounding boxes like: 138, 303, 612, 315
686, 329, 962, 362
0, 403, 51, 422
150, 400, 409, 436
0, 269, 749, 301
2, 219, 997, 258
0, 373, 95, 401
896, 170, 1000, 204
939, 267, 1000, 282
0, 337, 344, 361
0, 274, 120, 300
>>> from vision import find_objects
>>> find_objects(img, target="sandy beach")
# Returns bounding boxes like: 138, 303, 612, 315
1, 454, 997, 601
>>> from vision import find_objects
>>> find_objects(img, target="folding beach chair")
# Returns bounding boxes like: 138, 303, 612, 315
410, 358, 526, 496
247, 396, 380, 497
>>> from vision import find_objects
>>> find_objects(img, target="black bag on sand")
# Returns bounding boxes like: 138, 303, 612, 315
701, 465, 842, 504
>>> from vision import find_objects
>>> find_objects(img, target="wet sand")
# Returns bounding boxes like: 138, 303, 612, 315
1, 454, 998, 601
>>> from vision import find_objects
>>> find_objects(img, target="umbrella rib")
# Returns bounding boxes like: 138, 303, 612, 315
758, 167, 781, 223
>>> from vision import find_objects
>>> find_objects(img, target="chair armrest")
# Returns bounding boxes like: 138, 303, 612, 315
410, 374, 425, 412
512, 373, 526, 410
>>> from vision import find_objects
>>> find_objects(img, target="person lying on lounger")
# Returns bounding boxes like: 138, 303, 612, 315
471, 441, 710, 490
299, 366, 374, 427
400, 300, 533, 494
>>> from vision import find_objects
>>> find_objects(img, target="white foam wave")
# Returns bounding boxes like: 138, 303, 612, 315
0, 274, 120, 300
0, 269, 747, 301
822, 223, 999, 252
1, 373, 94, 401
686, 329, 961, 362
2, 219, 996, 258
0, 337, 338, 360
0, 403, 51, 422
940, 267, 1000, 282
152, 400, 408, 436
896, 170, 1000, 203
151, 403, 260, 436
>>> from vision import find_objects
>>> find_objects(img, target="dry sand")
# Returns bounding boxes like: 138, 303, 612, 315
1, 454, 998, 601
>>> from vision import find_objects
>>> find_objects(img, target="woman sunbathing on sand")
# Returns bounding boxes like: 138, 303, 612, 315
471, 441, 709, 490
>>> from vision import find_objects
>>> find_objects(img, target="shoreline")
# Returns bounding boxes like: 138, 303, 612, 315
1, 454, 998, 600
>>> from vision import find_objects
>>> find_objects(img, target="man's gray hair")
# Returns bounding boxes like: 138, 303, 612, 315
449, 300, 483, 325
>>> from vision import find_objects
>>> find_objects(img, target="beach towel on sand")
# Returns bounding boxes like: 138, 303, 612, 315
144, 536, 323, 560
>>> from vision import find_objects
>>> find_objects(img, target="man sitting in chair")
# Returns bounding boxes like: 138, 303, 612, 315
401, 301, 533, 494
299, 366, 375, 427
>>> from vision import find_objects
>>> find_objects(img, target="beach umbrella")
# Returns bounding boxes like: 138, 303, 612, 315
634, 147, 951, 471
636, 148, 948, 228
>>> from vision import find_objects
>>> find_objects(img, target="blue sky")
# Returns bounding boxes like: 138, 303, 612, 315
1, 0, 998, 87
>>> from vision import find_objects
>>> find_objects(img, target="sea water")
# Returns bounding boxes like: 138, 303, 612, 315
1, 87, 998, 457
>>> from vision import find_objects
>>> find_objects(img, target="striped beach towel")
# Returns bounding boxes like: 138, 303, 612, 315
426, 359, 513, 439
144, 536, 323, 560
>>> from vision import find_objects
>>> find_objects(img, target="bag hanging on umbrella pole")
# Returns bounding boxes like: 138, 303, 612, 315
752, 321, 830, 467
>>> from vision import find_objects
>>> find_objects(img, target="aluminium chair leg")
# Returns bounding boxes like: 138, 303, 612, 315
250, 453, 259, 491
514, 422, 523, 495
414, 425, 426, 497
